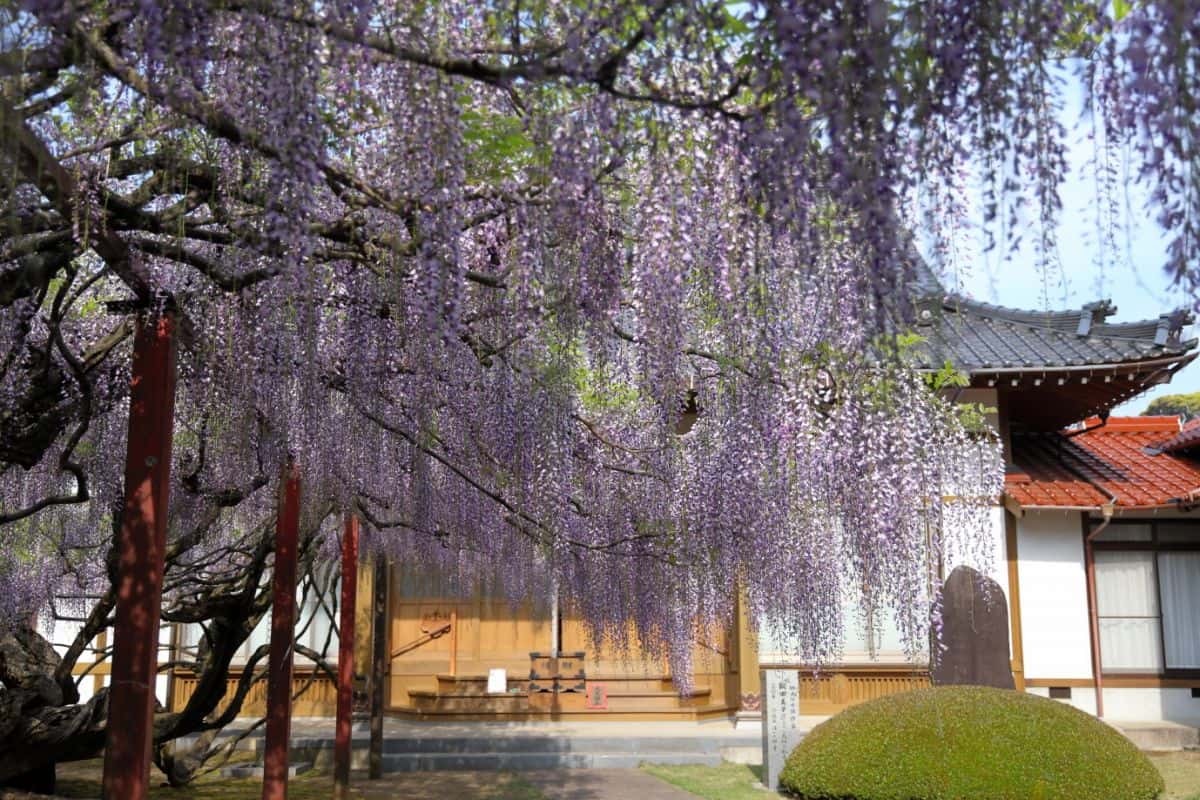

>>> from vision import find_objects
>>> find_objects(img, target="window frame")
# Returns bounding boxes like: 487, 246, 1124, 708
1090, 518, 1200, 680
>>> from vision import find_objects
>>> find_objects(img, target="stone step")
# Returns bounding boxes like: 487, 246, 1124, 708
182, 724, 769, 772
293, 734, 752, 756
220, 762, 312, 779
1113, 720, 1200, 751
308, 738, 768, 771
720, 745, 763, 765
378, 751, 722, 772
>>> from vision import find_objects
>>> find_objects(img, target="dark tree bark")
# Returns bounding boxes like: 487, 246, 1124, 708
0, 503, 337, 787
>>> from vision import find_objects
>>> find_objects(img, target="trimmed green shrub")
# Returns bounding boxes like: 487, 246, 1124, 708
779, 685, 1163, 800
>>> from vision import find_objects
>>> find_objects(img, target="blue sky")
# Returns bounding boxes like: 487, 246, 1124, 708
929, 72, 1198, 417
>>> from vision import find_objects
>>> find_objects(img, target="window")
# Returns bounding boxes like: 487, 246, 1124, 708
1159, 552, 1200, 669
1095, 551, 1163, 671
1093, 521, 1200, 676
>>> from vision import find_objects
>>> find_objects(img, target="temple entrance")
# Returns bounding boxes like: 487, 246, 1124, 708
385, 563, 738, 719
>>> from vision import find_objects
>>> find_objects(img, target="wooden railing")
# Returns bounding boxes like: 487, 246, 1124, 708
170, 669, 337, 717
797, 666, 930, 713
390, 609, 458, 675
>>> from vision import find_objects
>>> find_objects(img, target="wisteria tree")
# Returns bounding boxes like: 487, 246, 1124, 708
0, 0, 1196, 780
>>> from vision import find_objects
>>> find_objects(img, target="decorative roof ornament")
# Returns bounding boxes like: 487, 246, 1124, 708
1076, 300, 1116, 337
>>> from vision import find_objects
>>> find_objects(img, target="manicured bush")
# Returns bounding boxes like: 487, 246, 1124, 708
779, 685, 1164, 800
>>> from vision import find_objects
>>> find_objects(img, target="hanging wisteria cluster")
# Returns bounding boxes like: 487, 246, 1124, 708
1, 0, 1193, 682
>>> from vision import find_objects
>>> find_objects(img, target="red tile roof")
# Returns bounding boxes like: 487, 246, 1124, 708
1007, 416, 1200, 509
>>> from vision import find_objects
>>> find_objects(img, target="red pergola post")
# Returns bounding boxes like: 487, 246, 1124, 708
262, 461, 301, 800
333, 513, 359, 800
102, 313, 177, 800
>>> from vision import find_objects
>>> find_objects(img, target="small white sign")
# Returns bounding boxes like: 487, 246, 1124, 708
487, 668, 507, 694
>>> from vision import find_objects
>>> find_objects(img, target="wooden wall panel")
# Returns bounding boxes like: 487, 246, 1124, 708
382, 561, 737, 716
170, 670, 337, 717
796, 668, 930, 714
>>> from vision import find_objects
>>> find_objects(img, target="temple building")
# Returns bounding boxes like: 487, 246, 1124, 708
752, 283, 1199, 720
143, 277, 1200, 723
1005, 416, 1200, 719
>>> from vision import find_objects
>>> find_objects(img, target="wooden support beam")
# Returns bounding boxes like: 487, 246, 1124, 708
369, 557, 388, 779
1004, 510, 1026, 691
262, 462, 301, 800
102, 314, 177, 800
333, 514, 359, 800
735, 588, 761, 713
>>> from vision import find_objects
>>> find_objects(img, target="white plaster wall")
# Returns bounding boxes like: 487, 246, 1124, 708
35, 610, 176, 706
1103, 688, 1200, 723
1015, 511, 1200, 722
1026, 685, 1100, 716
157, 624, 173, 706
1026, 686, 1198, 723
38, 615, 84, 660
33, 600, 185, 709
37, 613, 99, 703
944, 505, 1011, 647
1015, 510, 1094, 680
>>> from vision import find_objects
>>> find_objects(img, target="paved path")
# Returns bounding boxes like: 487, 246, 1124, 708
345, 768, 700, 800
524, 769, 699, 800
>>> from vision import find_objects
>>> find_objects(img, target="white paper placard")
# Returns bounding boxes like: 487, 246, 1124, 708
487, 668, 507, 694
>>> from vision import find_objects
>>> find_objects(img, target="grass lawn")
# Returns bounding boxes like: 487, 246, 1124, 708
50, 759, 545, 800
1147, 752, 1200, 800
641, 762, 785, 799
642, 753, 1200, 800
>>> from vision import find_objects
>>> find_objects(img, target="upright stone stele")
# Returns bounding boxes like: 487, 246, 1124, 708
760, 668, 801, 791
931, 565, 1016, 689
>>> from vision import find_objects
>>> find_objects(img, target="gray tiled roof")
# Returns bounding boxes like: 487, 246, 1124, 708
904, 259, 1196, 372
913, 296, 1194, 371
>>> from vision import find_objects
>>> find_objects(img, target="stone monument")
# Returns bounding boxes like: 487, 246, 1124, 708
760, 668, 801, 790
931, 565, 1016, 689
